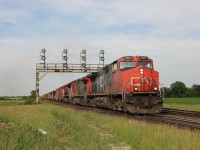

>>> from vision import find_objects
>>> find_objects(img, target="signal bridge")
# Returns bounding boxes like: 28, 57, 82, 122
36, 63, 104, 73
36, 49, 105, 103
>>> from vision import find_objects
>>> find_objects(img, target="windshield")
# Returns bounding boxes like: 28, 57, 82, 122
138, 62, 153, 69
120, 62, 136, 70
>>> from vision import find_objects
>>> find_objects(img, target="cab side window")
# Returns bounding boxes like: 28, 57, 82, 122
112, 62, 118, 72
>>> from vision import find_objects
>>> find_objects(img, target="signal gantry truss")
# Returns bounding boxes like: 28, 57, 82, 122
36, 49, 105, 103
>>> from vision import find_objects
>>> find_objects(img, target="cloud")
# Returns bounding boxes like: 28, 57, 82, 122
0, 36, 200, 96
0, 0, 200, 96
1, 0, 200, 39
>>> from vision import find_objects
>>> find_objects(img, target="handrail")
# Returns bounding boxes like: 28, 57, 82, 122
36, 63, 106, 72
122, 77, 132, 103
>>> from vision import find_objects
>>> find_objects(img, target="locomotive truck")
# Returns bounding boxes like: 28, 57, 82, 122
43, 56, 163, 114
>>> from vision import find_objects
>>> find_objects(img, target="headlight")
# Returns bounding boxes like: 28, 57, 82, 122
140, 68, 144, 74
134, 87, 138, 91
154, 87, 158, 91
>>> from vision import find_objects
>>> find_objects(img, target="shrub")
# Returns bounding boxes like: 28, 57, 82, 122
0, 97, 5, 100
24, 98, 35, 105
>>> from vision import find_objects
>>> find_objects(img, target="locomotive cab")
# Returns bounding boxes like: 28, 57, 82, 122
118, 56, 159, 93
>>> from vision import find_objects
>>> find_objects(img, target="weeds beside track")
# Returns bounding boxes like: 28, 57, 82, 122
1, 99, 200, 150
47, 100, 200, 131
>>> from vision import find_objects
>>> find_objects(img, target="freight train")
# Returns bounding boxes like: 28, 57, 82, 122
43, 56, 163, 114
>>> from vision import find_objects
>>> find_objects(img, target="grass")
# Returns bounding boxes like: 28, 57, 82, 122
0, 99, 25, 106
164, 98, 200, 111
0, 100, 200, 150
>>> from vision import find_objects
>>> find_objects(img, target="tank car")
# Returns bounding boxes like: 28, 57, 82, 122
44, 56, 163, 114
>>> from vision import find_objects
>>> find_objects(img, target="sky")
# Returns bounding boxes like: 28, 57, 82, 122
0, 0, 200, 96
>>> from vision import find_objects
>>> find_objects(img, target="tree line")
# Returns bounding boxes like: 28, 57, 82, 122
1, 82, 200, 99
162, 81, 200, 98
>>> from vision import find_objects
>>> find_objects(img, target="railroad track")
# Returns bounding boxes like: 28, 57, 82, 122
162, 108, 200, 118
146, 114, 200, 130
46, 100, 200, 131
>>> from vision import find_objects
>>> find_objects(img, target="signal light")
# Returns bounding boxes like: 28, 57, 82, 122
63, 56, 68, 60
99, 50, 105, 66
82, 49, 86, 54
41, 49, 46, 53
82, 56, 86, 61
41, 56, 46, 60
40, 49, 46, 69
62, 49, 68, 69
100, 57, 104, 61
82, 63, 86, 68
63, 49, 68, 53
100, 50, 104, 54
63, 63, 68, 68
80, 49, 87, 68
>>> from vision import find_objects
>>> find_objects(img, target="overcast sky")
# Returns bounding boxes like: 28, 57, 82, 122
0, 0, 200, 96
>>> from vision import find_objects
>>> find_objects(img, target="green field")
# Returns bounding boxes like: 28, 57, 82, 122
164, 98, 200, 111
0, 99, 25, 106
0, 99, 200, 150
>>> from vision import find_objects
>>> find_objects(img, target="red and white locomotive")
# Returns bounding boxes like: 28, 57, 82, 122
43, 56, 163, 114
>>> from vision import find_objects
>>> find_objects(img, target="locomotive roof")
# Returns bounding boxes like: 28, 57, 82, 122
111, 55, 152, 64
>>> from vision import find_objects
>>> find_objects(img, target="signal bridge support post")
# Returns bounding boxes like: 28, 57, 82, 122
36, 71, 39, 103
36, 71, 48, 103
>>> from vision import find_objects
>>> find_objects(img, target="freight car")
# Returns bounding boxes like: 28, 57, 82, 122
43, 56, 163, 114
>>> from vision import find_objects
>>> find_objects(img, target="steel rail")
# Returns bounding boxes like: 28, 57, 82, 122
148, 114, 200, 130
162, 108, 200, 118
